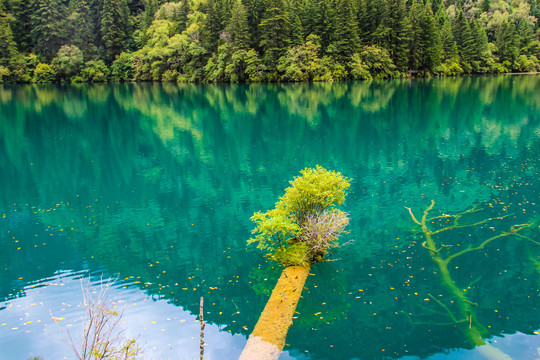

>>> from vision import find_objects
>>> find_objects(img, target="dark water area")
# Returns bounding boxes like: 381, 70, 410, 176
0, 76, 539, 359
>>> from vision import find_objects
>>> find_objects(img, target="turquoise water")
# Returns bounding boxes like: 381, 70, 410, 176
0, 77, 539, 360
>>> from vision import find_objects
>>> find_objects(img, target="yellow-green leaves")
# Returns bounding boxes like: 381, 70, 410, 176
278, 165, 351, 222
248, 166, 351, 266
249, 209, 301, 252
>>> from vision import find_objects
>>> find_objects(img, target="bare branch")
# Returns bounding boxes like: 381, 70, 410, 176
404, 206, 422, 225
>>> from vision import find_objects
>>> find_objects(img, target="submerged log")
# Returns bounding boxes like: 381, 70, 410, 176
239, 265, 311, 360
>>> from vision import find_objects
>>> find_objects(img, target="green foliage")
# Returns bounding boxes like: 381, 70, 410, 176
496, 20, 519, 63
359, 45, 398, 79
2, 0, 540, 82
0, 65, 9, 82
226, 0, 250, 50
332, 0, 360, 62
249, 165, 351, 266
244, 49, 266, 82
31, 0, 67, 61
69, 0, 98, 60
81, 60, 110, 82
111, 52, 133, 81
101, 0, 131, 63
277, 34, 329, 82
52, 45, 84, 80
32, 62, 57, 83
349, 53, 373, 80
438, 59, 464, 76
0, 9, 18, 67
259, 0, 291, 72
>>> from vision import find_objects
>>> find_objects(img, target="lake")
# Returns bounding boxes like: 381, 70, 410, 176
0, 76, 539, 360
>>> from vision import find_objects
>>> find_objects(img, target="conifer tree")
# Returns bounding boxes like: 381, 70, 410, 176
289, 0, 304, 48
452, 11, 475, 69
11, 0, 37, 53
470, 19, 490, 70
0, 7, 18, 67
70, 0, 98, 59
142, 0, 158, 32
516, 19, 534, 54
101, 0, 131, 62
31, 0, 67, 60
480, 0, 490, 13
440, 18, 458, 62
244, 0, 265, 50
174, 0, 191, 34
320, 0, 338, 52
495, 20, 519, 63
202, 0, 223, 53
423, 3, 441, 71
408, 0, 425, 70
226, 0, 250, 50
378, 0, 409, 70
259, 0, 290, 73
332, 0, 361, 62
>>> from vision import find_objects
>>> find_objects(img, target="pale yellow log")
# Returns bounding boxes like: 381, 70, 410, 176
239, 265, 311, 360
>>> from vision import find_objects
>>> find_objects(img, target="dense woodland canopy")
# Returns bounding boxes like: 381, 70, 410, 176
0, 0, 539, 82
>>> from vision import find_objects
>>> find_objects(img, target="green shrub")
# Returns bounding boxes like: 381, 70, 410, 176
32, 63, 57, 83
52, 45, 84, 81
81, 60, 110, 82
249, 166, 351, 266
0, 65, 10, 82
111, 52, 133, 81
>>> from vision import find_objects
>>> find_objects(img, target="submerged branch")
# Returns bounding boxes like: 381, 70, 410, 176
444, 224, 532, 264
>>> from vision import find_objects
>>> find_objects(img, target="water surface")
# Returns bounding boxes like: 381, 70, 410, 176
0, 76, 539, 359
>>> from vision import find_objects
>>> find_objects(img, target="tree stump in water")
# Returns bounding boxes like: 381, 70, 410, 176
239, 265, 311, 360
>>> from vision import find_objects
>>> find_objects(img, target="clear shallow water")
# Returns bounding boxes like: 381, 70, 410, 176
0, 77, 539, 360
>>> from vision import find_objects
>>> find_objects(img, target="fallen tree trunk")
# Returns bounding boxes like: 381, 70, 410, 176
239, 265, 311, 360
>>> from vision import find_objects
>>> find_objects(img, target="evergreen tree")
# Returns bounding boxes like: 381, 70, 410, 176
470, 19, 490, 69
421, 3, 441, 72
11, 0, 37, 52
70, 0, 98, 59
516, 19, 535, 55
495, 20, 519, 63
142, 0, 158, 32
377, 0, 409, 70
289, 2, 304, 48
452, 11, 475, 69
306, 0, 338, 52
31, 0, 67, 60
0, 7, 18, 67
244, 0, 265, 50
480, 0, 490, 13
440, 18, 458, 61
259, 0, 290, 73
361, 0, 386, 39
431, 0, 443, 15
174, 0, 191, 34
101, 0, 131, 62
226, 0, 250, 50
89, 0, 104, 49
408, 0, 425, 70
409, 1, 440, 72
332, 0, 360, 62
320, 0, 338, 52
202, 0, 224, 53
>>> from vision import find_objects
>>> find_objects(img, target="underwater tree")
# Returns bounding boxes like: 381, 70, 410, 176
406, 200, 538, 359
241, 166, 351, 359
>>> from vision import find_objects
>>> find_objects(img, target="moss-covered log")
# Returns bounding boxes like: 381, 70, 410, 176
239, 265, 311, 360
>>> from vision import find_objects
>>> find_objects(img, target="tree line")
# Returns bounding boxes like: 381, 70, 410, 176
0, 0, 539, 83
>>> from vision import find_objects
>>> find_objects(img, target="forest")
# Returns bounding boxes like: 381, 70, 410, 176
0, 0, 539, 83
